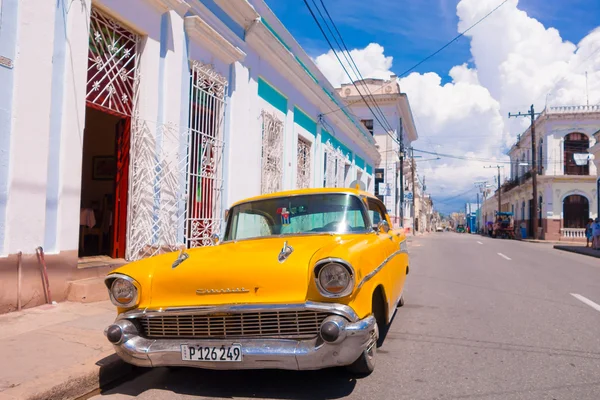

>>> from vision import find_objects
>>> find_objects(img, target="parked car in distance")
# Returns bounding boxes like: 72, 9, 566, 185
103, 188, 410, 376
456, 224, 466, 233
436, 226, 443, 232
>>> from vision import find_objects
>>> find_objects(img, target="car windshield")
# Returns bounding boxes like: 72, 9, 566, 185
224, 193, 369, 241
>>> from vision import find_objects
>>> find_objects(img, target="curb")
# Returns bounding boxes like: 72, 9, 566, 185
554, 245, 600, 259
0, 351, 135, 400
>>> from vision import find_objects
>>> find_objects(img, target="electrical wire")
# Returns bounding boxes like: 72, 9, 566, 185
315, 0, 394, 132
319, 0, 509, 116
302, 0, 397, 140
314, 0, 396, 135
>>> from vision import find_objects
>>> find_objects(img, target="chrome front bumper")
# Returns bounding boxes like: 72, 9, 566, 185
105, 304, 376, 371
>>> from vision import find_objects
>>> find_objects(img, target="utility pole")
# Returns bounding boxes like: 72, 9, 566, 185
484, 165, 505, 217
509, 105, 542, 239
411, 147, 416, 235
476, 192, 480, 233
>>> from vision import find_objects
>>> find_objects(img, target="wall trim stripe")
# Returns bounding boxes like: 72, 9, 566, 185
321, 129, 352, 159
258, 77, 287, 114
293, 106, 316, 136
355, 155, 365, 170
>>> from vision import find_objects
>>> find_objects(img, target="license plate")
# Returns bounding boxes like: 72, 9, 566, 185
181, 344, 242, 362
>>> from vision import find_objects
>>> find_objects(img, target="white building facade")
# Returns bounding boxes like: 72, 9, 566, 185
336, 78, 418, 228
481, 105, 599, 240
0, 0, 379, 312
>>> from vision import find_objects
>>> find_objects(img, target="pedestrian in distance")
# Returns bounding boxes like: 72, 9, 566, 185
585, 218, 593, 248
592, 218, 600, 251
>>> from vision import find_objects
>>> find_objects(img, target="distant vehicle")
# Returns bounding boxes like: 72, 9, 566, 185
456, 224, 466, 233
436, 226, 443, 232
492, 212, 515, 239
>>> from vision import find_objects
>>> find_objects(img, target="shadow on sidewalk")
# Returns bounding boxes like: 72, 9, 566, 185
554, 245, 600, 259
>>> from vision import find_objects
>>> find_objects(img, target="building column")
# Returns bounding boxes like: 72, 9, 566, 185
5, 0, 58, 255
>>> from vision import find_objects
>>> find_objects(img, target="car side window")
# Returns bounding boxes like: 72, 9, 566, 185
366, 199, 387, 228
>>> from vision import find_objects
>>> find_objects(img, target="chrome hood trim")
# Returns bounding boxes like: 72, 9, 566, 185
119, 301, 359, 322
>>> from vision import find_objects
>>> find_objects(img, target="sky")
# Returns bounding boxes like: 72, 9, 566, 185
265, 0, 600, 214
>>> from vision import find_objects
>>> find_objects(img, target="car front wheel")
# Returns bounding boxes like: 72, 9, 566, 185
347, 322, 378, 376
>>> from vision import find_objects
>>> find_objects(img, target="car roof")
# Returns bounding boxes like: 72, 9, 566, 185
229, 187, 377, 208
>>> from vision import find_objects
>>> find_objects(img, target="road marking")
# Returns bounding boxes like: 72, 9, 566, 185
477, 241, 483, 245
497, 253, 511, 260
571, 293, 600, 312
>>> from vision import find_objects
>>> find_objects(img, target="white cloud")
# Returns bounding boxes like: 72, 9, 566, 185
314, 43, 393, 87
313, 0, 600, 210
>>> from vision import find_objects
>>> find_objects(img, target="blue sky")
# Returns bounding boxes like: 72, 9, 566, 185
266, 0, 600, 82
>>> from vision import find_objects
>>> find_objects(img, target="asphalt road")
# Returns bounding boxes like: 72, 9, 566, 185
89, 233, 600, 400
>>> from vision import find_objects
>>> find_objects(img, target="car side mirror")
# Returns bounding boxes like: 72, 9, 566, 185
211, 233, 220, 245
377, 220, 390, 234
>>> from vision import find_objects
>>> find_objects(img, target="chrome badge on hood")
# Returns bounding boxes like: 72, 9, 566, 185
196, 288, 250, 295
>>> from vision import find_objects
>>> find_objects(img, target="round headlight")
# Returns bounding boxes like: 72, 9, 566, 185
317, 262, 353, 297
110, 278, 138, 307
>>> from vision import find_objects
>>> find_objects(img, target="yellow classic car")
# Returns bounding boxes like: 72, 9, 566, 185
104, 188, 409, 375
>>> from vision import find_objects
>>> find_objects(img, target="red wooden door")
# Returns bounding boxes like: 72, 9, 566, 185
112, 117, 130, 258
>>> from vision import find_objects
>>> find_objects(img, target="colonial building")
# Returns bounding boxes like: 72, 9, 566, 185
336, 77, 419, 228
482, 105, 599, 240
0, 0, 379, 312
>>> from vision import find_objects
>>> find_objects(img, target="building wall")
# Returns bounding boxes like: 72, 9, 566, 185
0, 0, 380, 312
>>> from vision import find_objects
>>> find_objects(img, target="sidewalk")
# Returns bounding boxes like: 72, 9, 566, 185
0, 301, 133, 400
554, 245, 600, 259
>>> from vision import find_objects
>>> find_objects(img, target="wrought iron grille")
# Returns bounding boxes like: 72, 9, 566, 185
87, 7, 140, 116
296, 138, 311, 189
185, 61, 227, 248
324, 141, 349, 188
127, 119, 190, 260
126, 62, 227, 260
261, 111, 284, 194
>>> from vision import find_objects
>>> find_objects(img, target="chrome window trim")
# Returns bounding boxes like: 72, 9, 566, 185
357, 250, 403, 290
118, 301, 359, 323
314, 258, 356, 298
105, 273, 141, 309
399, 239, 408, 254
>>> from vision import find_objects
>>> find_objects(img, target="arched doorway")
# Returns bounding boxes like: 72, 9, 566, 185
564, 133, 590, 175
563, 195, 589, 228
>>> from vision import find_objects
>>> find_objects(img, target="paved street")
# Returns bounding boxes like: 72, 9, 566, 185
89, 234, 600, 400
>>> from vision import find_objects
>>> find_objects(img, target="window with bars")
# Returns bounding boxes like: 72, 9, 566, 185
563, 133, 589, 176
296, 137, 311, 189
261, 110, 284, 194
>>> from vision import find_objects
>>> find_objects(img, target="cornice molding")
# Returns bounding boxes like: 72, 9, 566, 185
184, 16, 246, 64
213, 0, 260, 29
146, 0, 191, 15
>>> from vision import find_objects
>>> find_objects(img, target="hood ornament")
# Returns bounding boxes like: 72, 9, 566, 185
172, 246, 189, 269
278, 241, 294, 263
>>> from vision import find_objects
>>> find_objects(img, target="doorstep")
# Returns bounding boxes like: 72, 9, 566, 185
78, 256, 127, 270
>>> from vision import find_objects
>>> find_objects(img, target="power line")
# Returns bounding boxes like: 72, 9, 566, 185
316, 0, 394, 132
396, 0, 509, 78
302, 0, 397, 140
319, 0, 509, 116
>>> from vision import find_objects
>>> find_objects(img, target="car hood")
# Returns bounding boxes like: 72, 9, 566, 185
137, 235, 348, 309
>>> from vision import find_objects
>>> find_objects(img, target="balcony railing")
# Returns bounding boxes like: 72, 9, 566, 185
547, 105, 600, 114
502, 171, 532, 193
560, 228, 586, 240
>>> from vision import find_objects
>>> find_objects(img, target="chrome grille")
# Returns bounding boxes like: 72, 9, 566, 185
135, 310, 330, 339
